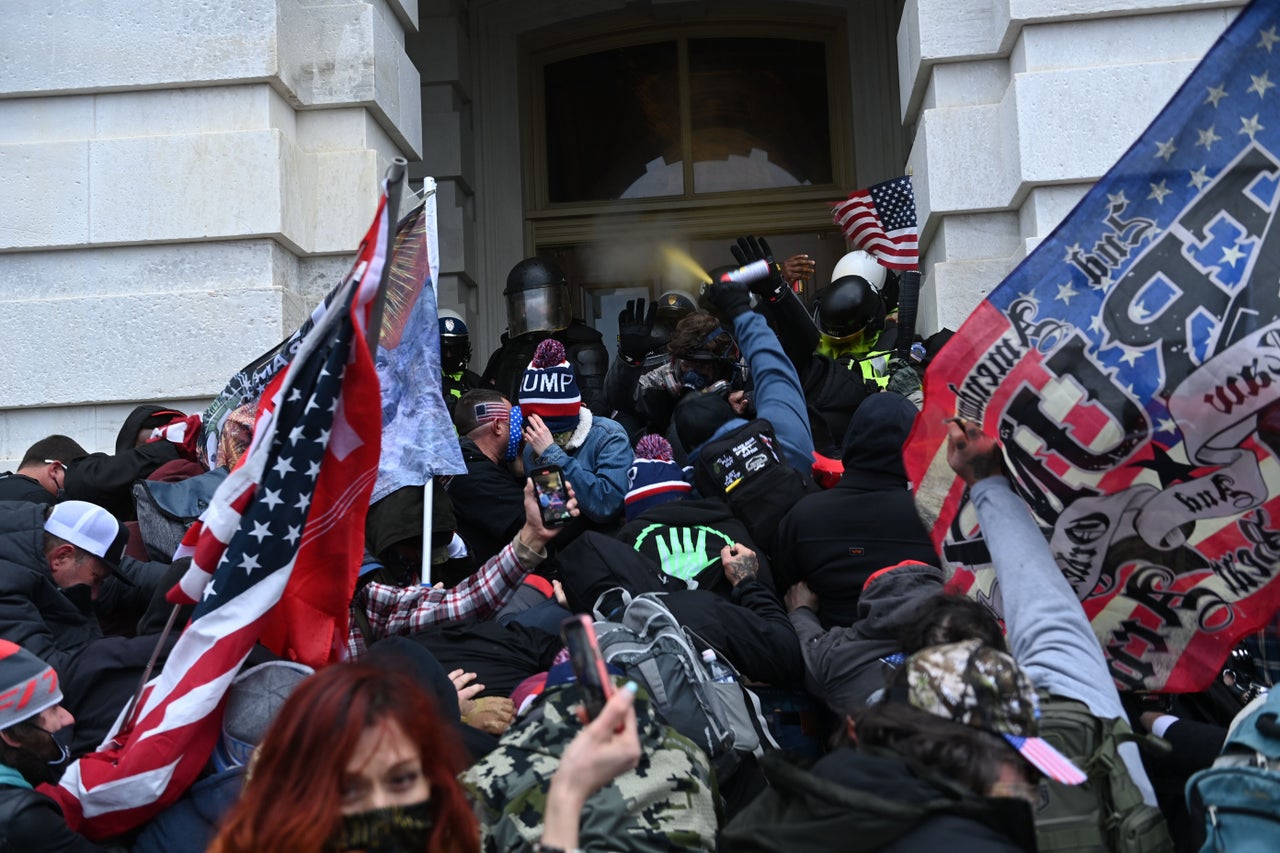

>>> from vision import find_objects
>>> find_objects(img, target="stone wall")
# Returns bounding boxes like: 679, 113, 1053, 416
900, 0, 1245, 334
0, 0, 422, 465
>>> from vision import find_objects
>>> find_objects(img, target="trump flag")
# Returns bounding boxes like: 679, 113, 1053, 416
905, 0, 1280, 693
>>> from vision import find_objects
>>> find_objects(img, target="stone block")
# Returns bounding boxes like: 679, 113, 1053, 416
88, 130, 283, 245
417, 17, 466, 84
922, 60, 1010, 110
3, 0, 276, 97
1013, 60, 1201, 184
92, 86, 274, 139
421, 112, 464, 178
1011, 8, 1236, 73
0, 97, 94, 144
0, 288, 288, 408
932, 211, 1022, 261
1018, 183, 1091, 240
0, 140, 91, 250
0, 397, 213, 466
381, 0, 419, 33
925, 255, 1017, 332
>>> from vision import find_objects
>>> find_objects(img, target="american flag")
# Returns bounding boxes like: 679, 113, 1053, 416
43, 190, 389, 840
831, 176, 920, 270
905, 0, 1280, 694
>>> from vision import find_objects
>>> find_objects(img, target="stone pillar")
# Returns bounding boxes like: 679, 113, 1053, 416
0, 0, 422, 464
899, 0, 1244, 334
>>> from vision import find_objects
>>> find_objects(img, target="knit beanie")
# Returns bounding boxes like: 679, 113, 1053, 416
0, 640, 62, 730
212, 661, 313, 772
519, 340, 582, 434
625, 435, 693, 520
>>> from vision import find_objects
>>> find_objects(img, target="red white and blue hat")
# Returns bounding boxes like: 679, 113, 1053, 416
624, 435, 693, 520
902, 639, 1087, 786
0, 640, 62, 730
519, 339, 582, 434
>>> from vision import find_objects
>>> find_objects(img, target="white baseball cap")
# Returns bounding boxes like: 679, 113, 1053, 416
44, 501, 128, 573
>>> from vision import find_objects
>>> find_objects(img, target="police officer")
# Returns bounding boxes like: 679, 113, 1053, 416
481, 257, 610, 415
438, 308, 482, 414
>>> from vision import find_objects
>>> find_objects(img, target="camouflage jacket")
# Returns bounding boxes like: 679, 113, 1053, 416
461, 683, 721, 852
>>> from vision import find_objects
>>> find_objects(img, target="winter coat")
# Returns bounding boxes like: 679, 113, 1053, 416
772, 393, 938, 627
522, 409, 631, 524
444, 438, 526, 565
0, 474, 55, 506
0, 767, 111, 853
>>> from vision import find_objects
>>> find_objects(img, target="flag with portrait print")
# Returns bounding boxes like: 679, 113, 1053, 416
905, 0, 1280, 693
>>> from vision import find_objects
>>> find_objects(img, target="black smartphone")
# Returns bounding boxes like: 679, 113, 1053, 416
531, 465, 573, 528
561, 614, 614, 720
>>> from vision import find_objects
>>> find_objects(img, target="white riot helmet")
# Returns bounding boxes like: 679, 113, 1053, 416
831, 250, 887, 291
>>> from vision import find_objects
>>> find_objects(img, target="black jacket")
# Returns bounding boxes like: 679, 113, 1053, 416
0, 782, 110, 852
720, 749, 1035, 852
663, 578, 803, 688
0, 474, 54, 506
772, 393, 938, 628
444, 438, 526, 565
481, 321, 610, 416
616, 498, 773, 598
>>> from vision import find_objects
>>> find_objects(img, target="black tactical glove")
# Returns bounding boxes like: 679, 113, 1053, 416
617, 298, 657, 366
886, 355, 922, 396
730, 235, 788, 303
706, 276, 753, 320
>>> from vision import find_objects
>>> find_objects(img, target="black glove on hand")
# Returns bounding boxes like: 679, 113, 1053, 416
617, 298, 657, 365
886, 355, 922, 396
729, 235, 787, 302
707, 277, 753, 320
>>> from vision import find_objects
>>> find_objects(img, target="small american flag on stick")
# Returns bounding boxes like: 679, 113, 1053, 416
831, 175, 919, 270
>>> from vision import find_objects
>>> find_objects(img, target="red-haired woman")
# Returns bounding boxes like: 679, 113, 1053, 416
209, 663, 478, 853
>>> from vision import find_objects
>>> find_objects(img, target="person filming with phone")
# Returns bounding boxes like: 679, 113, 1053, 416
519, 339, 631, 526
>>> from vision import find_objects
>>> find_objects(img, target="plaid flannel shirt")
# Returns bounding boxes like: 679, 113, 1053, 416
346, 535, 543, 660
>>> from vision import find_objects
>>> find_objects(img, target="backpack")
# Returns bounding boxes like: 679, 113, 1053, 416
591, 589, 778, 776
1186, 690, 1280, 852
132, 467, 229, 562
690, 418, 811, 552
1034, 694, 1173, 853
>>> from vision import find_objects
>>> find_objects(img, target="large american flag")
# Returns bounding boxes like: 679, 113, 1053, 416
831, 175, 920, 270
43, 190, 389, 841
905, 0, 1280, 694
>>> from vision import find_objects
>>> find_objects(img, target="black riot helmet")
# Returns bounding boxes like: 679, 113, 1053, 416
504, 257, 573, 337
813, 275, 886, 343
438, 309, 472, 373
652, 291, 697, 349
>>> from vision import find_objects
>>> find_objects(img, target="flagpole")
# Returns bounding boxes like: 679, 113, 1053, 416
118, 602, 183, 738
421, 482, 433, 587
366, 157, 407, 358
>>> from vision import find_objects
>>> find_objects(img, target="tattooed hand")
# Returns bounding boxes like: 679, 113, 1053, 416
721, 544, 760, 587
945, 418, 1005, 486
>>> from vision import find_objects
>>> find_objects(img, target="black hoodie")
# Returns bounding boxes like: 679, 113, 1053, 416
771, 393, 939, 628
63, 405, 184, 520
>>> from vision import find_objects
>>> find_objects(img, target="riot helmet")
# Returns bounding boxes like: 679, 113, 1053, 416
438, 309, 472, 374
831, 250, 888, 291
652, 291, 697, 349
813, 275, 886, 355
504, 257, 573, 337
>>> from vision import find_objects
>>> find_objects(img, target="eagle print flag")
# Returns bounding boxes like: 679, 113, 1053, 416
905, 0, 1280, 693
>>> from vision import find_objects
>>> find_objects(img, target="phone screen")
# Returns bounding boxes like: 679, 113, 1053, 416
532, 467, 573, 527
561, 615, 614, 720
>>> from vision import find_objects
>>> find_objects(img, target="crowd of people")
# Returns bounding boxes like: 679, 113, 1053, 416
0, 239, 1274, 852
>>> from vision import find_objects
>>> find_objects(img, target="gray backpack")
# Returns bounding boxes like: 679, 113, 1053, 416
591, 589, 777, 771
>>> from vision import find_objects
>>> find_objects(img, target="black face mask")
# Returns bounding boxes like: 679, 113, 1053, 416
326, 800, 435, 853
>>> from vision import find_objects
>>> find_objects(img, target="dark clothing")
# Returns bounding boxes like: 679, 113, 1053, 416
443, 438, 525, 565
616, 498, 772, 597
482, 320, 610, 416
663, 577, 803, 687
0, 780, 110, 852
0, 502, 169, 755
720, 749, 1034, 852
442, 368, 483, 415
790, 563, 944, 714
131, 767, 244, 853
412, 620, 562, 699
0, 473, 54, 506
772, 393, 938, 627
64, 442, 181, 521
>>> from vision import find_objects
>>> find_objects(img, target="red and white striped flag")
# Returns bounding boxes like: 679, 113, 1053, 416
831, 175, 919, 270
41, 190, 390, 841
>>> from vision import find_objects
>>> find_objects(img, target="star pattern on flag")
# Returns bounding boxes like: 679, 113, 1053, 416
1205, 83, 1228, 107
1196, 125, 1221, 148
1248, 70, 1275, 98
830, 175, 919, 270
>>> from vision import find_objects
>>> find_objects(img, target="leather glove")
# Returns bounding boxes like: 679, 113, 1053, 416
617, 298, 657, 366
730, 235, 788, 302
886, 355, 922, 396
706, 276, 753, 320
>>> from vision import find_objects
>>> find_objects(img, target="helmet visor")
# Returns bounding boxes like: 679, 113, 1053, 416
506, 286, 572, 337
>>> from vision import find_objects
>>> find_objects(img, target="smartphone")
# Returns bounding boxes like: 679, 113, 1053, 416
531, 465, 573, 528
561, 614, 615, 720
